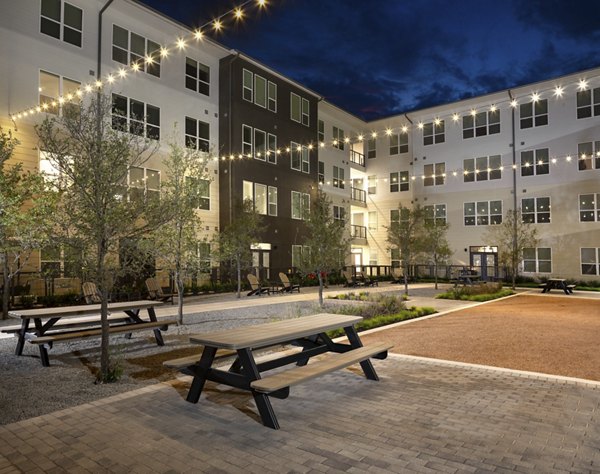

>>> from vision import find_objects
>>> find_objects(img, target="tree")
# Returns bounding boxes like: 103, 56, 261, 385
421, 213, 452, 290
0, 128, 57, 319
143, 138, 210, 325
484, 208, 538, 289
36, 94, 169, 382
217, 199, 262, 298
295, 190, 350, 307
385, 204, 425, 295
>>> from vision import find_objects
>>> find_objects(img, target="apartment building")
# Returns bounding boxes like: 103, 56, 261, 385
1, 0, 599, 283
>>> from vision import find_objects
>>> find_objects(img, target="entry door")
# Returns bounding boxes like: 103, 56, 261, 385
470, 252, 498, 280
252, 250, 270, 280
352, 248, 363, 272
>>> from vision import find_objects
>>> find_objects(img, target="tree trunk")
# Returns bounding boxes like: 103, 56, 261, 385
434, 260, 438, 290
2, 253, 10, 320
176, 271, 184, 326
236, 257, 241, 298
98, 241, 110, 383
403, 263, 409, 295
317, 272, 324, 307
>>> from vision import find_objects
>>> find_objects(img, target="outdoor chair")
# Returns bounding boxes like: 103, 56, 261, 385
278, 272, 300, 293
356, 271, 376, 287
391, 267, 404, 284
145, 277, 175, 304
342, 269, 359, 287
82, 282, 102, 304
247, 274, 269, 296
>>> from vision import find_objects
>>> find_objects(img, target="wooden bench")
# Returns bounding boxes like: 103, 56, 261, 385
251, 343, 391, 394
163, 349, 237, 370
29, 319, 178, 345
0, 313, 132, 335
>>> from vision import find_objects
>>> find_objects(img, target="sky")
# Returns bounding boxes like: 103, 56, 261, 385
139, 0, 600, 121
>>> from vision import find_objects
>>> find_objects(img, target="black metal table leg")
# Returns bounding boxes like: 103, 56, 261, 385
147, 307, 164, 346
15, 318, 30, 356
343, 325, 379, 381
186, 346, 217, 403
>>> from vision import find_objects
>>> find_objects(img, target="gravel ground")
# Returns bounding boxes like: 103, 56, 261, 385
0, 300, 326, 425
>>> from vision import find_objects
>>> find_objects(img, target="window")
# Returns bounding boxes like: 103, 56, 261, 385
254, 129, 266, 160
267, 134, 277, 164
581, 248, 600, 275
522, 197, 550, 223
197, 242, 211, 273
368, 211, 377, 230
185, 117, 209, 152
390, 172, 399, 192
185, 58, 209, 96
520, 148, 549, 176
368, 175, 377, 194
390, 133, 408, 154
268, 186, 277, 216
390, 248, 400, 268
424, 163, 445, 186
462, 111, 500, 139
291, 142, 309, 172
464, 200, 502, 226
267, 81, 277, 112
400, 171, 409, 191
242, 69, 253, 102
242, 125, 275, 162
40, 244, 79, 277
112, 94, 160, 140
39, 71, 80, 115
333, 166, 345, 189
254, 183, 267, 215
291, 93, 309, 126
424, 204, 447, 226
578, 141, 600, 171
579, 194, 600, 222
187, 177, 210, 210
242, 124, 253, 156
523, 248, 552, 273
41, 0, 82, 47
291, 191, 310, 220
576, 88, 600, 119
242, 180, 276, 216
390, 208, 409, 224
318, 161, 324, 185
367, 137, 376, 159
520, 99, 548, 129
333, 205, 346, 222
369, 251, 378, 266
128, 167, 160, 202
301, 146, 309, 173
332, 126, 345, 150
423, 120, 445, 145
463, 155, 501, 182
318, 120, 325, 143
112, 25, 160, 77
254, 75, 267, 108
292, 245, 310, 268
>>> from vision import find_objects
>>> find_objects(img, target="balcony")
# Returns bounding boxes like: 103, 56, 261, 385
351, 224, 367, 243
350, 150, 365, 167
351, 187, 366, 205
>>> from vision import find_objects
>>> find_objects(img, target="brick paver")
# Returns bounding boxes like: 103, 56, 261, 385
1, 354, 600, 473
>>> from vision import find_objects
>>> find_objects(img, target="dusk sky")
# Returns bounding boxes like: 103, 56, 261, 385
139, 0, 600, 121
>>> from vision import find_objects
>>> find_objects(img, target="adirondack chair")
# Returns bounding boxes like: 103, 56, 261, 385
145, 277, 175, 304
247, 274, 269, 296
342, 269, 358, 287
391, 267, 404, 284
278, 272, 300, 293
82, 282, 102, 304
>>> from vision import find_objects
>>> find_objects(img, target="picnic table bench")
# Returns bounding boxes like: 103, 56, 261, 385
164, 313, 391, 429
540, 279, 575, 295
7, 300, 175, 366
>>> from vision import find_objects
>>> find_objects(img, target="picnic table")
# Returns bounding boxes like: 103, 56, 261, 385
540, 278, 575, 295
174, 313, 391, 429
453, 271, 481, 286
7, 300, 174, 366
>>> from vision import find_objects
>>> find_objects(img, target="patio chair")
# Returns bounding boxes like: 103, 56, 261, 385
145, 277, 175, 304
279, 272, 300, 293
356, 271, 376, 287
390, 267, 403, 284
342, 269, 359, 287
247, 274, 269, 296
82, 282, 102, 304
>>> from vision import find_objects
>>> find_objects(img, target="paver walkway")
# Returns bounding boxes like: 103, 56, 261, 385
1, 354, 600, 473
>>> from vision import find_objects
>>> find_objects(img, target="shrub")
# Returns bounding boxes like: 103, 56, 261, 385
437, 283, 514, 301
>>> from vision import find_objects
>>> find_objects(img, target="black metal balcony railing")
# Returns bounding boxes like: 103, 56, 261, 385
351, 224, 367, 239
351, 187, 366, 203
350, 150, 365, 167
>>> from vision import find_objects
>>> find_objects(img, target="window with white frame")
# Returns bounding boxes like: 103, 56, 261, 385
291, 93, 309, 126
424, 204, 447, 226
242, 125, 253, 156
290, 142, 309, 172
112, 94, 160, 140
424, 163, 445, 186
523, 248, 552, 273
390, 133, 408, 154
41, 0, 82, 47
39, 70, 80, 116
333, 166, 345, 189
463, 155, 501, 182
390, 248, 401, 267
254, 75, 267, 108
291, 191, 310, 220
254, 183, 267, 215
578, 141, 600, 171
267, 81, 277, 112
267, 134, 277, 164
390, 208, 409, 223
579, 193, 600, 222
400, 171, 409, 191
332, 126, 345, 150
581, 248, 600, 275
576, 88, 600, 119
368, 175, 377, 194
318, 119, 325, 142
368, 211, 377, 230
464, 200, 502, 226
185, 117, 209, 152
40, 244, 79, 277
520, 99, 548, 129
367, 137, 376, 159
390, 172, 399, 192
242, 125, 276, 162
522, 197, 550, 223
197, 242, 211, 272
186, 176, 210, 210
128, 167, 160, 202
292, 245, 310, 268
318, 161, 324, 185
462, 110, 500, 139
268, 186, 277, 216
423, 120, 445, 145
242, 180, 277, 216
333, 205, 346, 222
521, 148, 549, 176
369, 251, 378, 266
242, 69, 253, 102
254, 129, 266, 160
112, 25, 160, 77
185, 58, 209, 96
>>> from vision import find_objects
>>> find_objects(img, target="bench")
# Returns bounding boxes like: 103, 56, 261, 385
567, 284, 576, 291
251, 343, 392, 394
29, 319, 177, 345
0, 313, 132, 335
163, 349, 237, 370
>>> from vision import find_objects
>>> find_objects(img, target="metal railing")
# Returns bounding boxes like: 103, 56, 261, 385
351, 187, 366, 203
350, 150, 365, 167
351, 225, 367, 239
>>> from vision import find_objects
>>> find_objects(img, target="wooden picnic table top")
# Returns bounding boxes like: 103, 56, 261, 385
8, 300, 163, 320
189, 313, 363, 350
